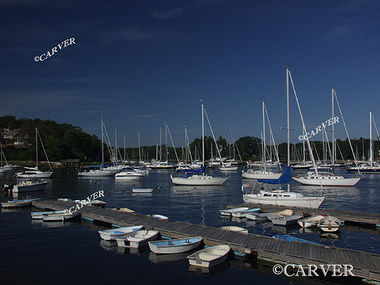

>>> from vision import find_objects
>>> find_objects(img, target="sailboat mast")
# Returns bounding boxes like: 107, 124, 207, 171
370, 112, 373, 165
101, 118, 104, 166
159, 128, 162, 161
201, 102, 205, 168
262, 100, 266, 171
332, 88, 335, 164
138, 132, 141, 163
36, 128, 38, 169
286, 68, 290, 192
123, 136, 126, 162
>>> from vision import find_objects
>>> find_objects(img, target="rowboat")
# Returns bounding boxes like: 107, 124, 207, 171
1, 198, 40, 208
132, 188, 154, 193
318, 216, 342, 232
98, 225, 144, 241
230, 208, 260, 218
116, 230, 160, 248
267, 213, 303, 226
298, 215, 325, 228
187, 245, 231, 268
219, 207, 249, 216
220, 226, 248, 234
148, 236, 203, 254
31, 210, 68, 219
43, 212, 80, 222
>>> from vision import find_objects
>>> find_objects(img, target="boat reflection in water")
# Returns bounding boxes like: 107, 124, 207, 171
99, 240, 117, 251
188, 260, 230, 275
117, 246, 145, 256
149, 250, 197, 264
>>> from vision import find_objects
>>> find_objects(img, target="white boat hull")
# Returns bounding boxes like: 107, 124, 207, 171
116, 230, 160, 248
171, 175, 227, 186
242, 171, 282, 180
243, 195, 325, 209
148, 237, 202, 254
17, 171, 53, 179
292, 176, 360, 186
13, 181, 47, 193
187, 245, 231, 268
43, 212, 80, 221
98, 225, 144, 241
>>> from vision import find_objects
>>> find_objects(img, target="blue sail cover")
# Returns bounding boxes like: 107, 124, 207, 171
184, 167, 205, 176
257, 166, 291, 184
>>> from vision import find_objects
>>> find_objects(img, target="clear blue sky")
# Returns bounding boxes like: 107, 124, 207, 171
1, 0, 380, 147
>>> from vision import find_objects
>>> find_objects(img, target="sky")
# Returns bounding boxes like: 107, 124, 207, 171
1, 0, 380, 147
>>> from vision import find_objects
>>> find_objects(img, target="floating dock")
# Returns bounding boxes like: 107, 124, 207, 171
227, 203, 380, 228
33, 200, 380, 283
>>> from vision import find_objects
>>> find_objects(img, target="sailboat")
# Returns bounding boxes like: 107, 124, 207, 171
347, 112, 380, 173
242, 68, 325, 209
242, 100, 281, 179
78, 118, 113, 177
16, 128, 53, 179
293, 89, 361, 186
0, 145, 13, 173
170, 102, 228, 186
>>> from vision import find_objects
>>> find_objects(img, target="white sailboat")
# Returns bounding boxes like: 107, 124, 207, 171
0, 145, 12, 173
78, 118, 114, 177
293, 89, 361, 186
16, 128, 53, 179
242, 68, 325, 209
242, 100, 281, 179
171, 102, 228, 186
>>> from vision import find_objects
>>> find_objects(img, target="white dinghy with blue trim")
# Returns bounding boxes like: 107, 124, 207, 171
187, 245, 231, 268
148, 236, 203, 254
98, 225, 144, 241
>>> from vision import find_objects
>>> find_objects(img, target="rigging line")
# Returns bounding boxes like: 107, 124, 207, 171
37, 129, 52, 171
288, 69, 325, 192
229, 130, 243, 163
333, 90, 361, 174
203, 107, 227, 175
372, 114, 380, 141
264, 103, 281, 169
165, 121, 180, 163
102, 120, 116, 163
322, 125, 332, 161
336, 140, 346, 165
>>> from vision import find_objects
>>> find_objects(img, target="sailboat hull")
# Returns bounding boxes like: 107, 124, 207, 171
242, 171, 281, 180
292, 176, 361, 186
170, 175, 227, 186
243, 195, 325, 209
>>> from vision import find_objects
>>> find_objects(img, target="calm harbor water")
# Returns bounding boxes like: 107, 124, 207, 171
0, 167, 379, 284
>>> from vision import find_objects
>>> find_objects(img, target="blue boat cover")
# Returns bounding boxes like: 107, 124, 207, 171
184, 167, 205, 176
258, 166, 291, 184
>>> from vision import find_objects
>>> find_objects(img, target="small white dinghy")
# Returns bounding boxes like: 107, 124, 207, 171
43, 211, 80, 222
268, 213, 303, 226
132, 188, 154, 193
148, 236, 203, 254
187, 245, 231, 268
98, 225, 144, 241
318, 216, 342, 232
220, 226, 248, 234
116, 230, 160, 248
246, 209, 293, 221
298, 215, 325, 228
31, 210, 68, 220
151, 214, 168, 220
230, 208, 260, 218
219, 207, 249, 216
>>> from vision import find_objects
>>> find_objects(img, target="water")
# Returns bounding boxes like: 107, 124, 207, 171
0, 167, 379, 284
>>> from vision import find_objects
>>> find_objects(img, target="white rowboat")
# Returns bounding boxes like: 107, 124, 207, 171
116, 230, 160, 248
148, 236, 203, 254
98, 225, 144, 241
187, 245, 231, 268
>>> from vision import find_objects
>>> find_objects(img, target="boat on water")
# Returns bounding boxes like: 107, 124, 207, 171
115, 169, 145, 180
132, 188, 154, 193
230, 208, 261, 218
219, 207, 249, 216
110, 207, 135, 213
292, 171, 361, 187
291, 162, 313, 170
78, 169, 114, 177
151, 214, 168, 220
0, 145, 13, 173
1, 198, 40, 208
116, 230, 160, 248
318, 216, 342, 232
298, 215, 325, 228
187, 245, 231, 268
267, 213, 303, 226
12, 179, 48, 193
43, 211, 80, 222
218, 163, 238, 171
148, 236, 203, 254
245, 209, 293, 221
16, 129, 53, 179
31, 210, 68, 220
220, 226, 248, 233
170, 102, 227, 186
98, 225, 144, 241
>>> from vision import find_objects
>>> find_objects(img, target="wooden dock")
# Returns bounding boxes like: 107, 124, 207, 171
228, 203, 380, 227
33, 199, 380, 283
